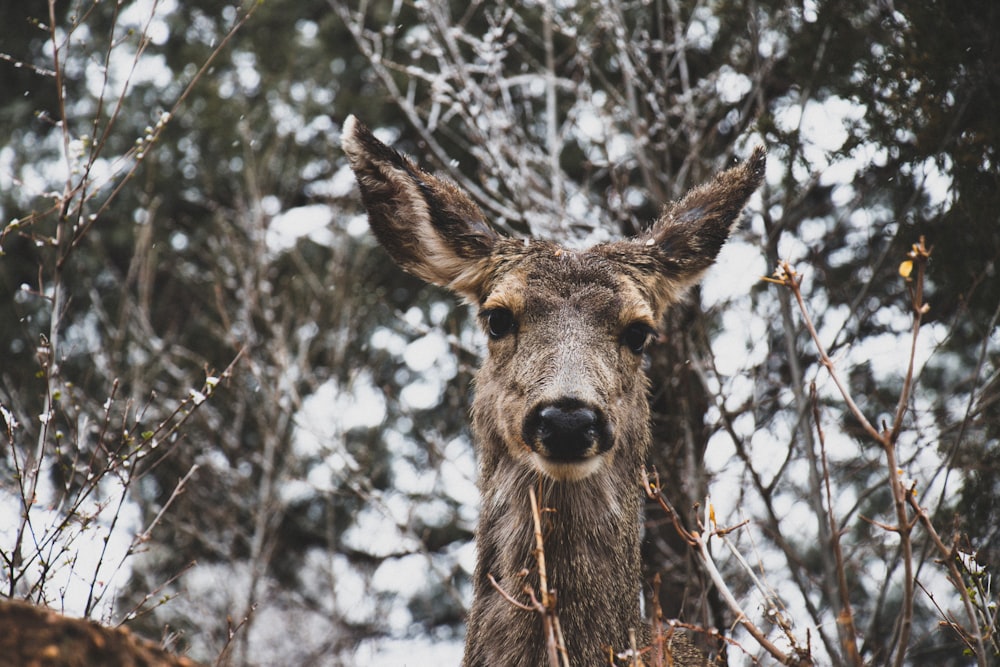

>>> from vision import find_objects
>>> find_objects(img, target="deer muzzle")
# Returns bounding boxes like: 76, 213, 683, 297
522, 398, 612, 463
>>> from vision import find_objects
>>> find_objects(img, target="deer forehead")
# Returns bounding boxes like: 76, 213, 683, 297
480, 246, 658, 330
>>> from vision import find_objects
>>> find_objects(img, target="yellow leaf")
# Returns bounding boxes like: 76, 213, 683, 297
899, 260, 913, 278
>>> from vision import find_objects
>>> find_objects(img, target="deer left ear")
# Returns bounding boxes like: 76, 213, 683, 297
646, 146, 766, 287
341, 115, 500, 300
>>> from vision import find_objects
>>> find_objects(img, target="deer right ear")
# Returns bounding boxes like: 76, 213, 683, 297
341, 115, 499, 300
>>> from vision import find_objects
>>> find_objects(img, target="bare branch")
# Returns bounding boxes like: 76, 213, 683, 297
810, 383, 862, 666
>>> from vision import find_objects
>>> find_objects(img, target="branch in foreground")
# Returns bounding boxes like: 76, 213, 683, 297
643, 468, 812, 666
485, 485, 568, 667
764, 240, 989, 667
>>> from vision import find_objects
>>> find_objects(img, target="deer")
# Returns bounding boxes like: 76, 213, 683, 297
341, 115, 764, 667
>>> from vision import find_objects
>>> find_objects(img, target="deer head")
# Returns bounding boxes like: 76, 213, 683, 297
342, 115, 764, 485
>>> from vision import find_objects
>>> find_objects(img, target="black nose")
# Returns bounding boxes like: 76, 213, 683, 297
523, 400, 610, 460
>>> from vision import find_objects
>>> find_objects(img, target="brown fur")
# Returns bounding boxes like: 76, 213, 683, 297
342, 115, 764, 666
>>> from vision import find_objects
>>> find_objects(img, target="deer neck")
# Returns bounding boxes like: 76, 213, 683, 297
463, 429, 647, 666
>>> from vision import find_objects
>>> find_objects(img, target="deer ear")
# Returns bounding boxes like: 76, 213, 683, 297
341, 115, 500, 300
645, 146, 766, 288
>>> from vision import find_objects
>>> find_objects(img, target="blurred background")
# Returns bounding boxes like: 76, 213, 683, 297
1, 0, 997, 664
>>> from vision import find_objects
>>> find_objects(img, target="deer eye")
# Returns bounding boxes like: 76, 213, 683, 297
621, 322, 654, 354
484, 308, 516, 339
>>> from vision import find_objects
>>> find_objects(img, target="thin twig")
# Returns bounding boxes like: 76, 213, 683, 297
907, 494, 988, 666
541, 1, 562, 211
764, 263, 882, 443
135, 465, 200, 546
117, 560, 197, 625
764, 240, 995, 665
529, 485, 569, 667
810, 383, 862, 665
73, 1, 262, 249
692, 519, 801, 665
213, 603, 258, 667
486, 574, 534, 612
643, 470, 804, 666
529, 486, 551, 611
